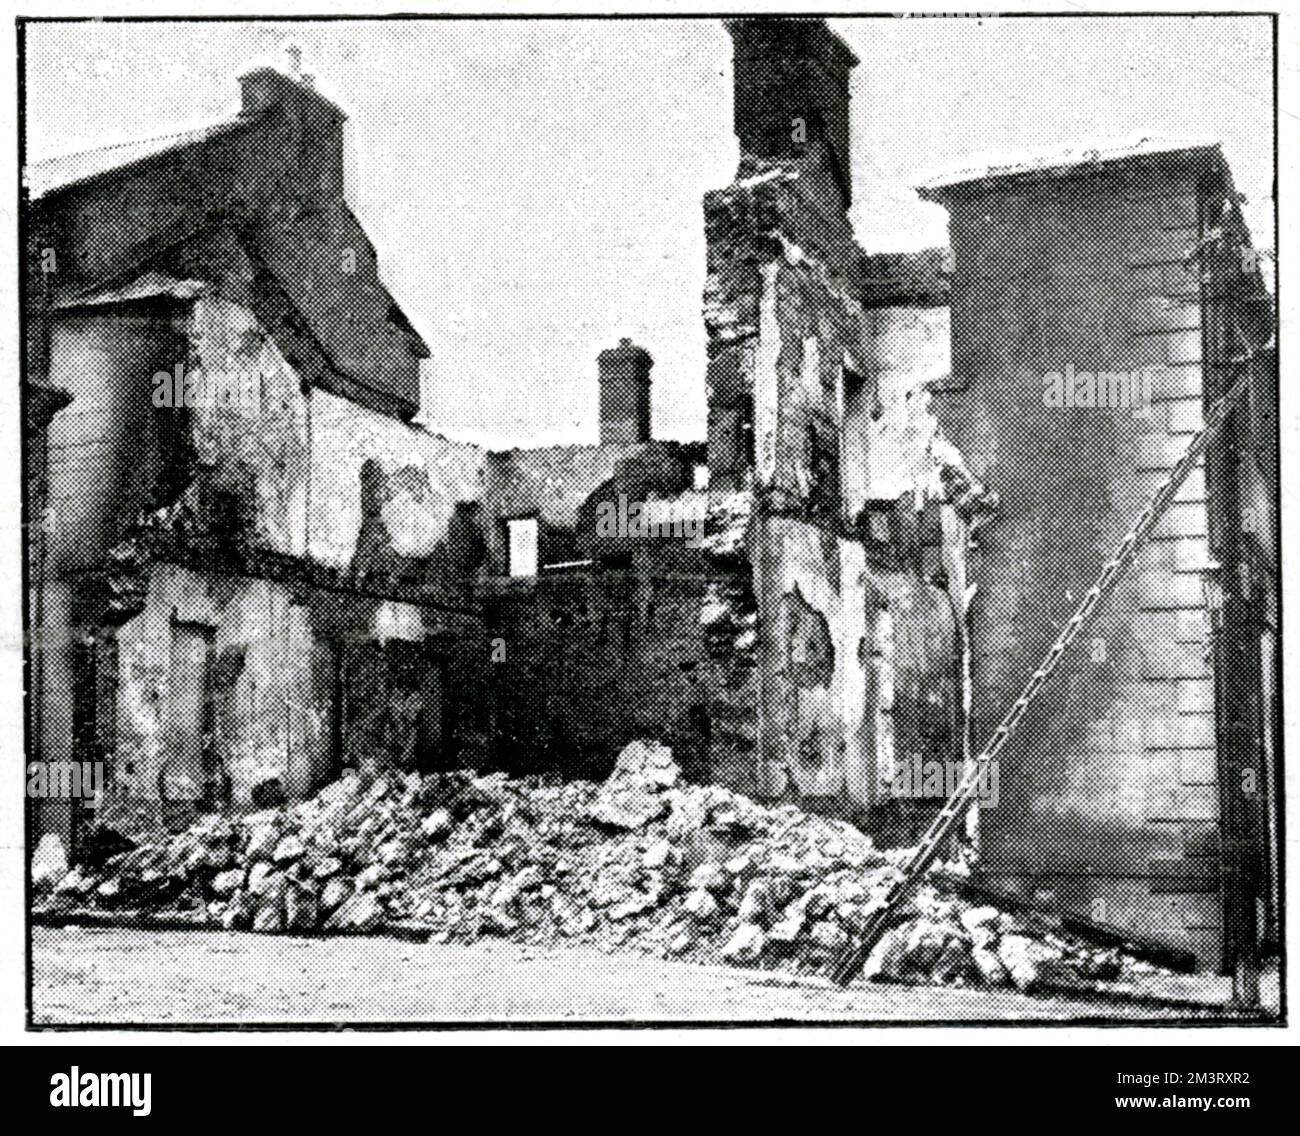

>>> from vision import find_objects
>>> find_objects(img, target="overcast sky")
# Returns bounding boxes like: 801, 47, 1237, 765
25, 16, 1274, 448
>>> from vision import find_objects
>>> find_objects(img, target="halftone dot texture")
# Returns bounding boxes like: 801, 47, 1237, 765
926, 144, 1276, 975
34, 924, 1263, 1024
24, 16, 1277, 1024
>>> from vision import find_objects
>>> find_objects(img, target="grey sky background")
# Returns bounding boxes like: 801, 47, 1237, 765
25, 16, 1274, 448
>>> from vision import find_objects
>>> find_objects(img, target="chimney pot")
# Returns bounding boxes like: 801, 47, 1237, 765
597, 338, 653, 446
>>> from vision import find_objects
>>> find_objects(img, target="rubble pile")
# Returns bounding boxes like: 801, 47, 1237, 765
34, 742, 1165, 992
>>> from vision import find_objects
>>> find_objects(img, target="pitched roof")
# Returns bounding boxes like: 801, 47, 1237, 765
25, 117, 251, 201
26, 75, 432, 417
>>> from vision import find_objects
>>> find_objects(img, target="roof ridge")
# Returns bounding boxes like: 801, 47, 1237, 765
25, 114, 249, 199
29, 113, 242, 170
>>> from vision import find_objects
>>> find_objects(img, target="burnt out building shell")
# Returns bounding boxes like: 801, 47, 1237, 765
23, 53, 714, 841
22, 21, 1278, 978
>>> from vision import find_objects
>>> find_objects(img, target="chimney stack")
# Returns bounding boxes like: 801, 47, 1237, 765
238, 52, 346, 124
597, 338, 653, 445
725, 18, 859, 205
237, 53, 348, 209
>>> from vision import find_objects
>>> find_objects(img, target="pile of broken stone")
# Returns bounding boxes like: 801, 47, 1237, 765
32, 741, 1165, 994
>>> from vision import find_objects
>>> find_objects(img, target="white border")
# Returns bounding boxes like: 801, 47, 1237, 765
0, 0, 1293, 1046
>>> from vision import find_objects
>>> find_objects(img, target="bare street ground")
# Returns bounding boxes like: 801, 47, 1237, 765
30, 927, 1280, 1026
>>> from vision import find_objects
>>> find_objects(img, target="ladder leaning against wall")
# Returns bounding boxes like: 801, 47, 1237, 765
830, 361, 1263, 1006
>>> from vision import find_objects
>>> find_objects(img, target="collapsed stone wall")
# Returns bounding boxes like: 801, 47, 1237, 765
66, 263, 745, 836
104, 557, 487, 832
178, 268, 488, 584
702, 166, 895, 822
54, 258, 742, 840
481, 440, 701, 574
38, 16, 988, 856
42, 742, 1182, 996
474, 437, 731, 786
697, 491, 761, 799
62, 259, 495, 834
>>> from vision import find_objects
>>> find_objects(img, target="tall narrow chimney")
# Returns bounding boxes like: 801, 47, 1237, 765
725, 18, 858, 205
597, 337, 653, 445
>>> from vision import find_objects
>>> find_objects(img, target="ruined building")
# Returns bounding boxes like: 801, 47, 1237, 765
23, 20, 1278, 974
24, 54, 709, 841
25, 64, 482, 839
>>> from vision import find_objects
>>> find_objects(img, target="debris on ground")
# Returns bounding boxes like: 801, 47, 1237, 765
31, 834, 68, 890
31, 742, 1173, 992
